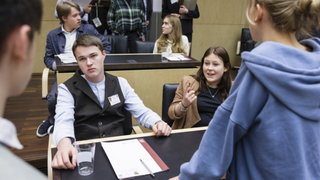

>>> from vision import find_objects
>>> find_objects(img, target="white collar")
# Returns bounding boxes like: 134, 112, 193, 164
61, 25, 77, 34
81, 74, 106, 86
0, 117, 23, 150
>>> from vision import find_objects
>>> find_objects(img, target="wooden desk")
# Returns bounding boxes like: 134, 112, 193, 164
48, 127, 207, 180
56, 53, 201, 72
56, 54, 200, 131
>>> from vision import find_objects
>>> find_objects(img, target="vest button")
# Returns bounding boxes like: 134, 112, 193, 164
101, 113, 105, 116
98, 122, 102, 126
101, 133, 106, 137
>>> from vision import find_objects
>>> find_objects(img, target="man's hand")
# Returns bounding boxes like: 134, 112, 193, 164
179, 5, 189, 14
152, 121, 172, 137
146, 20, 150, 26
82, 4, 92, 14
169, 176, 180, 180
139, 36, 146, 41
52, 138, 78, 169
171, 13, 181, 18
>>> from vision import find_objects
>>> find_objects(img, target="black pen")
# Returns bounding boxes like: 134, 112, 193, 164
140, 159, 155, 178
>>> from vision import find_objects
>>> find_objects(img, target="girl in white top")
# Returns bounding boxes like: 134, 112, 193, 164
153, 15, 189, 56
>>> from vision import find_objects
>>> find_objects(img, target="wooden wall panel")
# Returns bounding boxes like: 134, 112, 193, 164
191, 0, 249, 67
33, 0, 59, 73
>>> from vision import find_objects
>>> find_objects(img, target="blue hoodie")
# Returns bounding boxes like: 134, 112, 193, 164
179, 38, 320, 180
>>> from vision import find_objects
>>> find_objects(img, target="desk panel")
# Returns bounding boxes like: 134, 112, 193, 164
51, 127, 207, 180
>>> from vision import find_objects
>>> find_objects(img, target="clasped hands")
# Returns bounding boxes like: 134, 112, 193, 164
171, 5, 189, 18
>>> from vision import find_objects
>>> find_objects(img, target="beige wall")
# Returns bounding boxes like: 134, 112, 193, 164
33, 0, 249, 73
34, 0, 60, 73
191, 0, 249, 68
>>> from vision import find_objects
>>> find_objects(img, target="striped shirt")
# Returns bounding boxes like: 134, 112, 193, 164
107, 0, 146, 36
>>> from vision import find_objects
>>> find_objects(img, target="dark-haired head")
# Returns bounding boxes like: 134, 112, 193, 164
194, 46, 231, 101
0, 0, 42, 59
72, 34, 104, 58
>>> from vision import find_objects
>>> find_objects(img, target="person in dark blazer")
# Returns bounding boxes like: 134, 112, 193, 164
143, 0, 153, 41
162, 0, 200, 45
88, 0, 112, 35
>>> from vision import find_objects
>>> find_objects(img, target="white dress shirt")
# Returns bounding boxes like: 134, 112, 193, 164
153, 35, 190, 56
0, 117, 48, 179
53, 75, 162, 145
61, 25, 77, 55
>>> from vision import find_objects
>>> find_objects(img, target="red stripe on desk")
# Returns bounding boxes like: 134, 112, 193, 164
138, 138, 169, 171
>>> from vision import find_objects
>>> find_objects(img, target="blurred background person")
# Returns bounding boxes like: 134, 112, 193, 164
162, 0, 200, 53
153, 15, 189, 55
107, 0, 146, 53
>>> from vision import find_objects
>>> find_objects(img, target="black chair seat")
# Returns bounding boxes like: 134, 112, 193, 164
239, 28, 255, 55
104, 35, 128, 53
135, 41, 155, 53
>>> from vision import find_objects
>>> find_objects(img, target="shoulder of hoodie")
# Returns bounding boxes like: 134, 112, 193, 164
241, 38, 320, 69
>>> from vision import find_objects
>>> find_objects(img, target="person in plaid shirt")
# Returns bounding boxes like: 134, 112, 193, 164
107, 0, 146, 52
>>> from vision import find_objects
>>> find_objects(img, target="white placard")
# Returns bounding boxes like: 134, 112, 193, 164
101, 139, 162, 179
74, 0, 92, 6
153, 0, 162, 12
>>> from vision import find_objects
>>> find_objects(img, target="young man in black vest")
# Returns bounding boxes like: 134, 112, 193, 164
52, 34, 172, 169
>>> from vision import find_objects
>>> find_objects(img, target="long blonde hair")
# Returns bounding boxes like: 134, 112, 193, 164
157, 15, 187, 54
246, 0, 320, 38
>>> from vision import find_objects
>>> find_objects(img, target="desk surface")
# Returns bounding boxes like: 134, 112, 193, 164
50, 127, 207, 180
56, 54, 200, 72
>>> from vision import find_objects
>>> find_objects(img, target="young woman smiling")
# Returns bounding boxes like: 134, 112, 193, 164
168, 46, 231, 129
153, 15, 189, 55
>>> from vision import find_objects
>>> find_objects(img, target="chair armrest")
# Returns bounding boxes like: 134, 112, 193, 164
42, 67, 50, 99
47, 134, 54, 180
236, 40, 241, 56
132, 125, 143, 134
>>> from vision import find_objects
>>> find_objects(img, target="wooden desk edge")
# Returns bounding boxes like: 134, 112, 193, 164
48, 134, 53, 180
47, 126, 208, 180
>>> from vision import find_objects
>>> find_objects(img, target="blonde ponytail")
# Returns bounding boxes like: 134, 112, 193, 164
247, 0, 320, 37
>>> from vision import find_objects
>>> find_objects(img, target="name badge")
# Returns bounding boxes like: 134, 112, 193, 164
108, 94, 121, 106
171, 0, 178, 4
92, 17, 102, 27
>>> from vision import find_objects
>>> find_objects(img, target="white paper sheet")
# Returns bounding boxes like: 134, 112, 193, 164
166, 54, 192, 61
101, 139, 162, 179
57, 53, 77, 64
